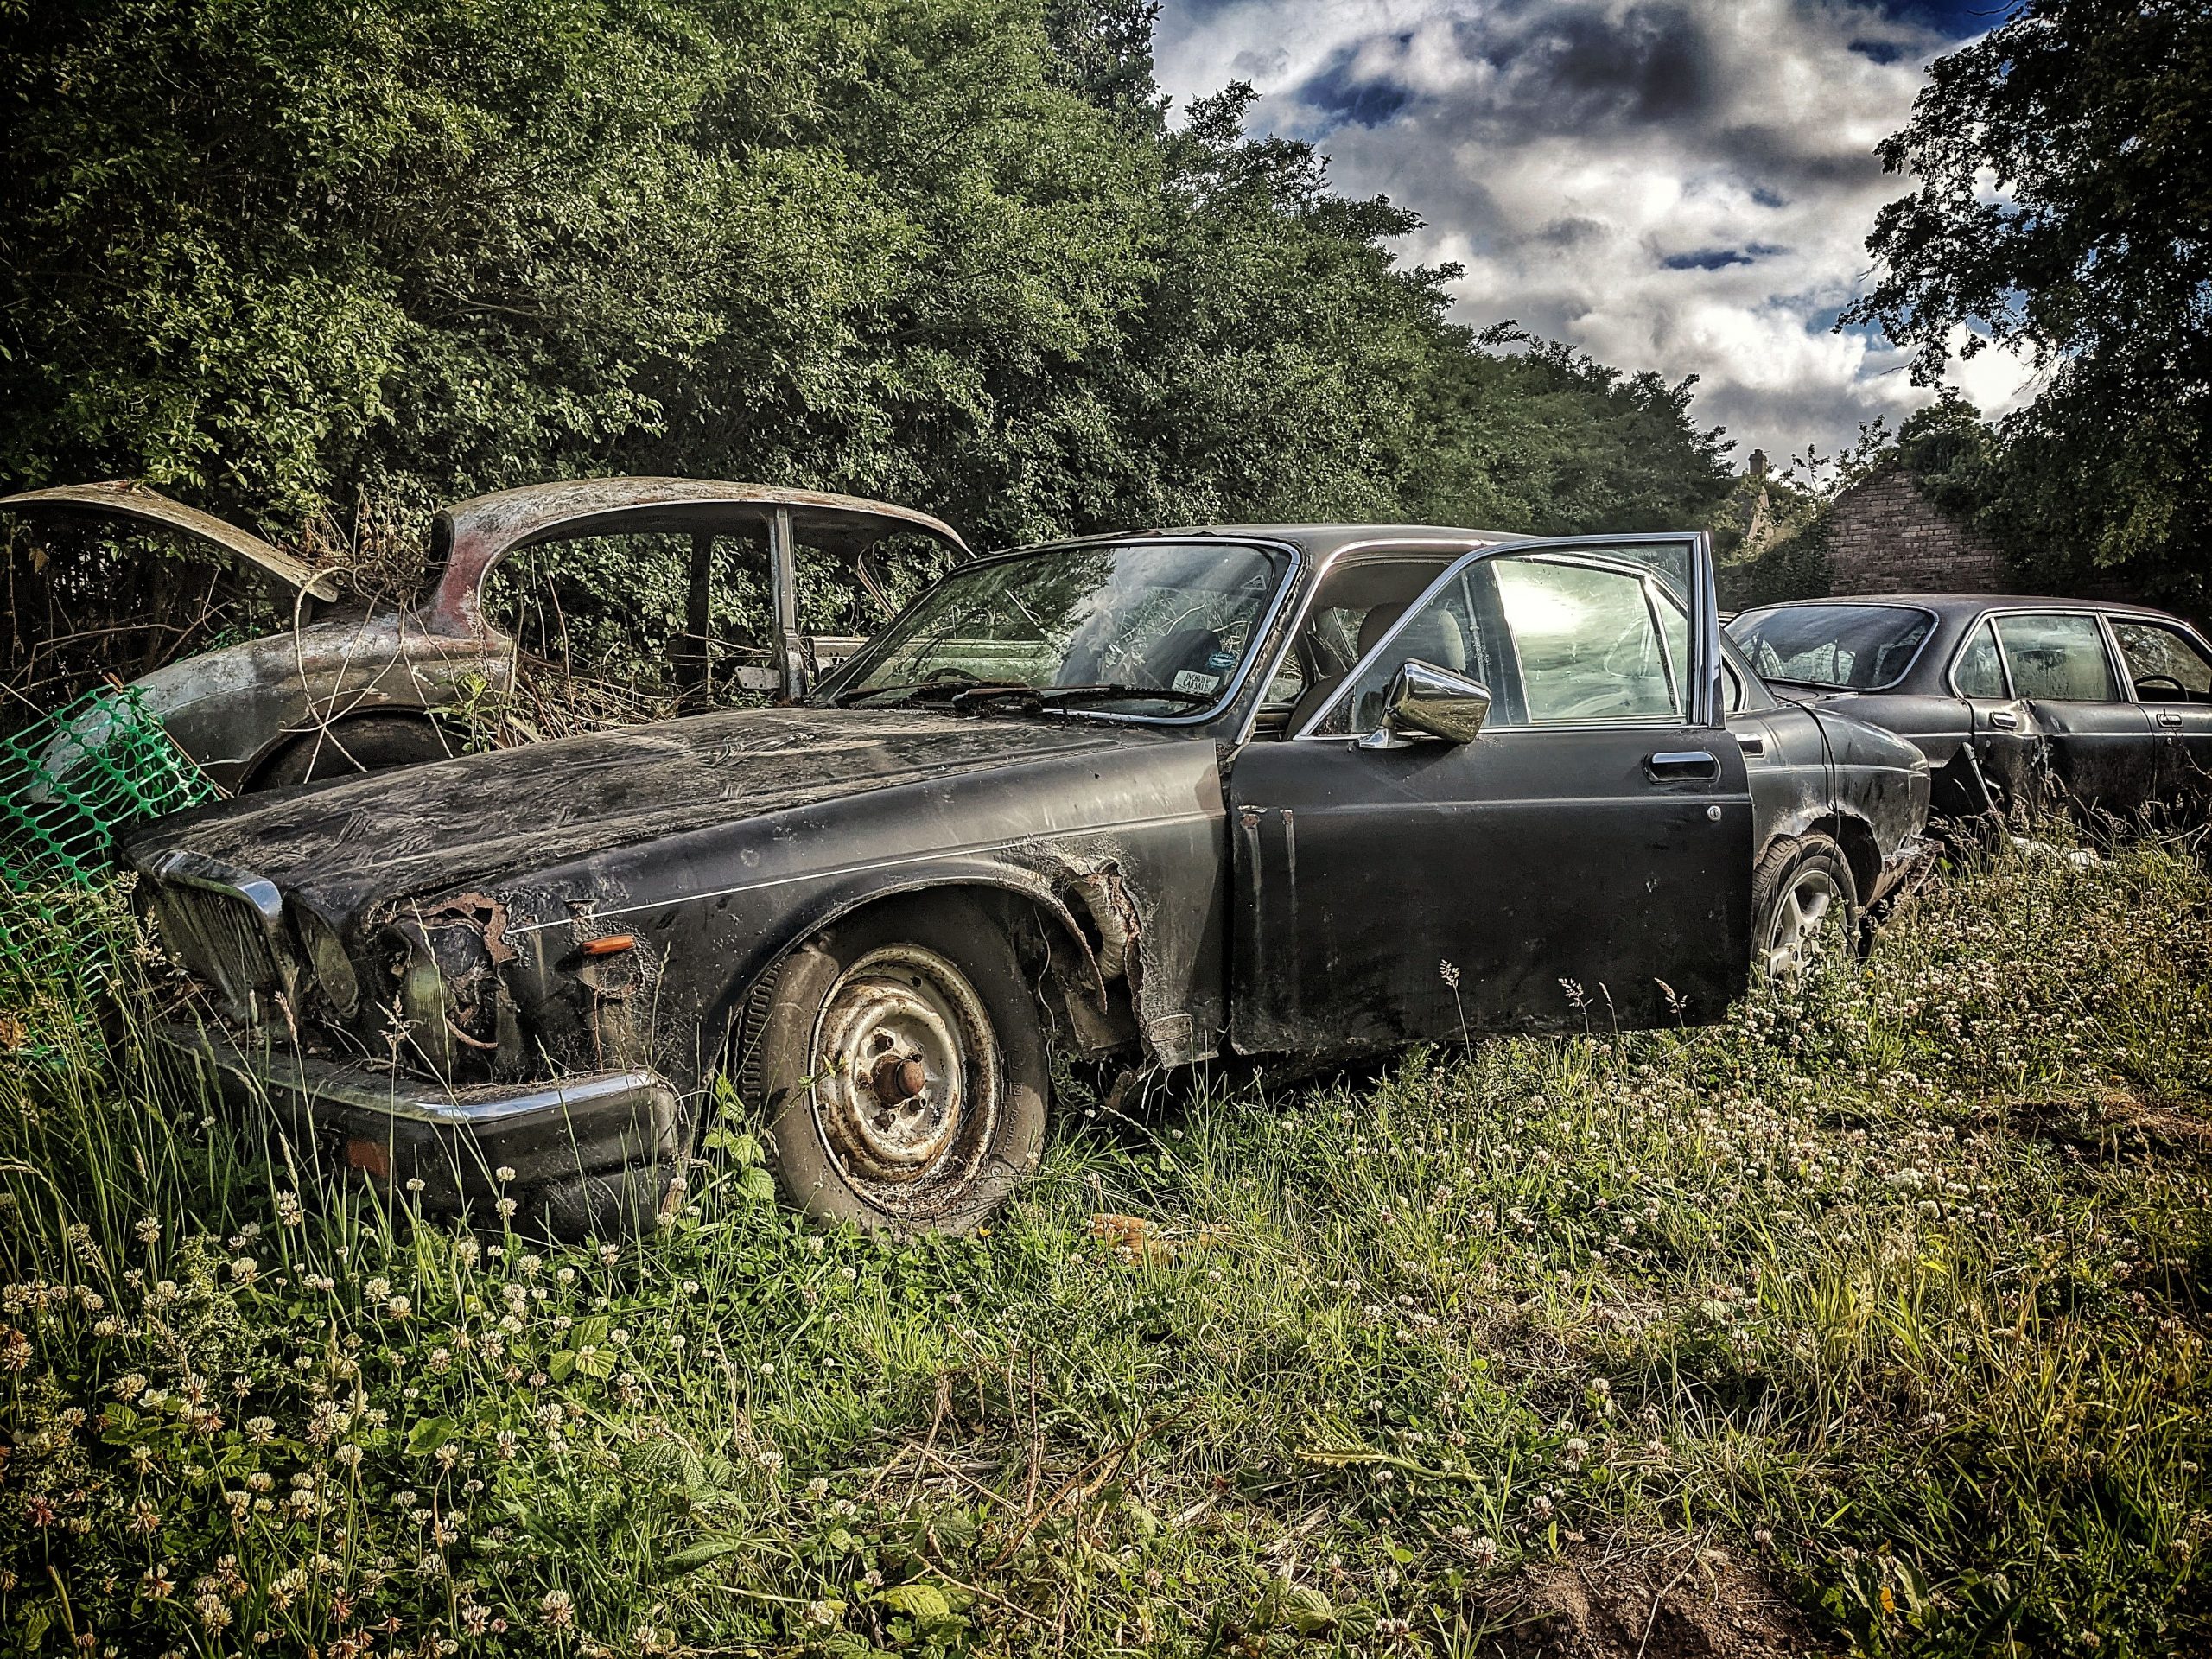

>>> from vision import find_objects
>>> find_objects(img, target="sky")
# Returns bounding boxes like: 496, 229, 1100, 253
1151, 0, 2036, 465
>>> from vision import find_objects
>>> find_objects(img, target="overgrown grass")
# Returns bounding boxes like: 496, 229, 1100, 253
4, 842, 2211, 1656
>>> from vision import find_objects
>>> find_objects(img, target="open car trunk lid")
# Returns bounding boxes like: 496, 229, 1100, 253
0, 481, 340, 601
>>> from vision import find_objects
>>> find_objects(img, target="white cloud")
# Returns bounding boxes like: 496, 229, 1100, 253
1153, 0, 2025, 460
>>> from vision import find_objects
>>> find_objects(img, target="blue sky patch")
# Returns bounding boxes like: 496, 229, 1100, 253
1664, 248, 1754, 270
1867, 1, 2019, 40
1293, 46, 1413, 130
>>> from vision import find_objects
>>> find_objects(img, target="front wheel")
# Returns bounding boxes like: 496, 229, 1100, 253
736, 893, 1048, 1233
1751, 834, 1860, 980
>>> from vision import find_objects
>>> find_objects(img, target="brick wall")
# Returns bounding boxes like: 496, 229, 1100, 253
1825, 465, 2011, 594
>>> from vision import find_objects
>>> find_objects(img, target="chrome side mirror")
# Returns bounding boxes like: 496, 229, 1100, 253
1356, 660, 1492, 750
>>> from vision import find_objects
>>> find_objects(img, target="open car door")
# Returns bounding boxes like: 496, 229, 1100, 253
1226, 533, 1752, 1054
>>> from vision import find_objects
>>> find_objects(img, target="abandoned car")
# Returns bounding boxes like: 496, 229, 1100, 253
124, 524, 1929, 1233
1729, 595, 2212, 823
1, 478, 966, 790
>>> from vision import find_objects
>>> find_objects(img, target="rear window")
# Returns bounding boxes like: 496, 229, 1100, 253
1727, 604, 1936, 690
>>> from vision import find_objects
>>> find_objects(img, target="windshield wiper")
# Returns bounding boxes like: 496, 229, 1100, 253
1028, 683, 1216, 710
831, 674, 1024, 708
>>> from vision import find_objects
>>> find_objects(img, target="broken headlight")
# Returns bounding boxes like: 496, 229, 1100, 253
289, 904, 359, 1021
383, 907, 512, 1078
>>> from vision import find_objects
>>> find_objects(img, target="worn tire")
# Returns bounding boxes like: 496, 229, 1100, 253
1750, 833, 1862, 979
737, 893, 1048, 1233
252, 714, 449, 789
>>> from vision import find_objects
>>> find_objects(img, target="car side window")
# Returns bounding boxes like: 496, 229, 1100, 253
1993, 613, 2120, 702
1495, 556, 1682, 722
2111, 619, 2212, 702
1953, 618, 2009, 699
1312, 562, 1516, 735
1313, 550, 1688, 735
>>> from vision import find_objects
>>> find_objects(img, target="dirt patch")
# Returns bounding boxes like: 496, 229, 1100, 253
1984, 1090, 2212, 1160
1488, 1542, 1832, 1658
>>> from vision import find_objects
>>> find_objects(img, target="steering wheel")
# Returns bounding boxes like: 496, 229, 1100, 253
2134, 673, 2189, 697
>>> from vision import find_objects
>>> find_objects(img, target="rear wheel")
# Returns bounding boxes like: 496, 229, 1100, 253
252, 714, 449, 789
737, 893, 1048, 1233
1751, 833, 1860, 980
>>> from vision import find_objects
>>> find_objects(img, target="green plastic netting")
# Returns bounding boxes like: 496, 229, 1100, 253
3, 684, 214, 890
3, 685, 214, 1046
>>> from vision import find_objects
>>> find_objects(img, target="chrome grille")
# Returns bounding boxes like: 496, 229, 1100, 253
149, 881, 283, 1020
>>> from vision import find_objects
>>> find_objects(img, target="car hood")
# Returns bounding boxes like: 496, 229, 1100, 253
123, 704, 1184, 905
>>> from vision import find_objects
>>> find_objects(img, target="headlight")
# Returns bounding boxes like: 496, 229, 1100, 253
384, 912, 503, 1077
290, 905, 360, 1020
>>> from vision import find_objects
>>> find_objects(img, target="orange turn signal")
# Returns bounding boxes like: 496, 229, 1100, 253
345, 1137, 391, 1179
581, 934, 636, 957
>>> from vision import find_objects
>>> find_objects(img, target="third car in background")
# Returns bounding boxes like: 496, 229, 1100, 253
1729, 594, 2212, 825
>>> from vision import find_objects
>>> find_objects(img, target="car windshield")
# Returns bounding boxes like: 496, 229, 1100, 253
1727, 603, 1936, 690
826, 540, 1287, 715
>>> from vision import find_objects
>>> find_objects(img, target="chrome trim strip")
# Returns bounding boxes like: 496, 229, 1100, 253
144, 848, 285, 925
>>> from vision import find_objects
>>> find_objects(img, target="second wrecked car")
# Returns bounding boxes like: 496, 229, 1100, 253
1, 478, 967, 790
124, 524, 1929, 1233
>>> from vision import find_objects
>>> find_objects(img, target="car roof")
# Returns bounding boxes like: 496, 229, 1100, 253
1035, 523, 1530, 558
1740, 593, 2188, 625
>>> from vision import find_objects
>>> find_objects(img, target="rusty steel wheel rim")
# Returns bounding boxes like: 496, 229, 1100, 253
809, 944, 998, 1208
1762, 866, 1843, 979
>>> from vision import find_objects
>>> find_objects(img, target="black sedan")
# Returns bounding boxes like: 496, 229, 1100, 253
125, 519, 1929, 1234
1728, 594, 2212, 823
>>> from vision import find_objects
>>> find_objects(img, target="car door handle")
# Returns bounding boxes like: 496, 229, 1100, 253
2158, 711, 2184, 728
1987, 710, 2020, 729
1646, 750, 1719, 780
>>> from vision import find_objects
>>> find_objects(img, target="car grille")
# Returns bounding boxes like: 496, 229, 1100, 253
149, 880, 284, 1019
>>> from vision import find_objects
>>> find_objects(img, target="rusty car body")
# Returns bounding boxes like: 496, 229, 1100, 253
122, 524, 1929, 1234
0, 479, 967, 791
1728, 594, 2212, 823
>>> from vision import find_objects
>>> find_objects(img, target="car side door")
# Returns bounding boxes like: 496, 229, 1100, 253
1224, 535, 1752, 1056
2107, 614, 2212, 808
1989, 611, 2160, 818
1946, 614, 2041, 816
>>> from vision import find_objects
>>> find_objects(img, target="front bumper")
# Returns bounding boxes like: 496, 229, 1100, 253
157, 1021, 682, 1227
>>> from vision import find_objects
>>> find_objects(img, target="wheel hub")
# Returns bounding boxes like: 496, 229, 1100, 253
1763, 867, 1843, 978
810, 944, 996, 1192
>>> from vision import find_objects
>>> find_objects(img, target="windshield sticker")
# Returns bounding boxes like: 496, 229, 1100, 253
1173, 670, 1222, 696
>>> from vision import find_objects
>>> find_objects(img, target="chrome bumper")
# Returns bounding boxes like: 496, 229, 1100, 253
156, 1021, 682, 1226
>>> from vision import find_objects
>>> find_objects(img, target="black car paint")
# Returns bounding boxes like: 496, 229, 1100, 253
1729, 595, 2212, 822
124, 524, 1930, 1224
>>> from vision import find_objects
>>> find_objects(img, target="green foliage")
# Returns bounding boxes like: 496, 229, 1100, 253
1842, 1, 2212, 606
0, 0, 1732, 594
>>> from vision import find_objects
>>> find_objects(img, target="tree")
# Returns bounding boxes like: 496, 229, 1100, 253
1841, 1, 2212, 606
2, 0, 1739, 700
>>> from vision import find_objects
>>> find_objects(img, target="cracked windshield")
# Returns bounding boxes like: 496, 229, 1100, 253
830, 540, 1285, 715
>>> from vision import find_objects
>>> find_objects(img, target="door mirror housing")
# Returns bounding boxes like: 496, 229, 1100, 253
1357, 660, 1492, 750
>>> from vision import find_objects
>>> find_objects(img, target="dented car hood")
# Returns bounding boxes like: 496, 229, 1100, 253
124, 705, 1185, 912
